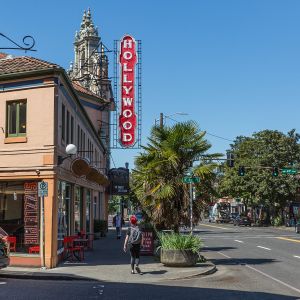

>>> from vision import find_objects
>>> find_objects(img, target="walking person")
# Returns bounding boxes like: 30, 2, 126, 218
115, 212, 122, 239
123, 215, 143, 274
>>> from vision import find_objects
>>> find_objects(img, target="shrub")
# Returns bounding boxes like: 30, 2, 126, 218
159, 233, 202, 254
94, 220, 107, 233
272, 216, 283, 227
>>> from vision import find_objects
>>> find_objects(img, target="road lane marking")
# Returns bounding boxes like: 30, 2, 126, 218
257, 246, 271, 251
202, 235, 295, 239
234, 240, 244, 243
276, 237, 300, 243
245, 264, 300, 294
217, 252, 231, 258
293, 255, 300, 259
199, 224, 231, 230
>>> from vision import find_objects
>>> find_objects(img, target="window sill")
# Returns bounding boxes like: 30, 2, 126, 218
4, 136, 27, 144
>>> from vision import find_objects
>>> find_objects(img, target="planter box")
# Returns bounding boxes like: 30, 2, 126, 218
160, 249, 198, 267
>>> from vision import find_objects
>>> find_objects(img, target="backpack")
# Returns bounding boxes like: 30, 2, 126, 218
129, 226, 142, 245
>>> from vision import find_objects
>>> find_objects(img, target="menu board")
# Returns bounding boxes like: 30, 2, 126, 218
140, 231, 154, 256
24, 182, 39, 245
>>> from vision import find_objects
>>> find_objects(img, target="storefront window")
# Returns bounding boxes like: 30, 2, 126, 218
0, 181, 39, 253
86, 190, 91, 233
57, 181, 71, 250
74, 186, 83, 234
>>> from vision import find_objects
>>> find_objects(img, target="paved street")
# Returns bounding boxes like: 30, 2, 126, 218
195, 222, 300, 299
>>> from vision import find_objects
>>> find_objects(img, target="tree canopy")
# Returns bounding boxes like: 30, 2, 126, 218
132, 121, 221, 231
219, 129, 300, 212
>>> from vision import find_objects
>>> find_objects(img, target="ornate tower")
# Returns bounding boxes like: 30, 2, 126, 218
69, 9, 109, 99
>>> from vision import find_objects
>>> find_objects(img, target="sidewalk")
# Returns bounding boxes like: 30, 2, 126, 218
0, 228, 216, 283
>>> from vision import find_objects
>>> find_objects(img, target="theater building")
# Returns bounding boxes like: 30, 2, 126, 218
0, 10, 113, 268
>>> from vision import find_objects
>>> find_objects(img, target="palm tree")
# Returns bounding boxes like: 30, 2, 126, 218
132, 121, 221, 232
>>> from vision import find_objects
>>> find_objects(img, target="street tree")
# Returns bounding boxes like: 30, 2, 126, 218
132, 121, 221, 232
219, 129, 300, 222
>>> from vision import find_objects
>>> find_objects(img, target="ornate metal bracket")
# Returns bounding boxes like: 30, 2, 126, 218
0, 32, 36, 52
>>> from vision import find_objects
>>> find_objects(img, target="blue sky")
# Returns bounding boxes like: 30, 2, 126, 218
2, 0, 300, 169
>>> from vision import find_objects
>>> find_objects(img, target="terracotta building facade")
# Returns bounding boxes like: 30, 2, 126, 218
0, 10, 113, 268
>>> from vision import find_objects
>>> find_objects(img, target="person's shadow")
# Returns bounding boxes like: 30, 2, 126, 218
141, 270, 167, 275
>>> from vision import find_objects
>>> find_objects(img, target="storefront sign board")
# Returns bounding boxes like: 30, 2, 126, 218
119, 35, 137, 147
140, 230, 154, 256
24, 182, 39, 245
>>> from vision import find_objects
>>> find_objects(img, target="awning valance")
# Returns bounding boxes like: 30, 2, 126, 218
70, 158, 110, 186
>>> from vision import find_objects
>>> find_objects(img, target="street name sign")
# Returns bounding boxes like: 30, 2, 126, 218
38, 181, 48, 197
182, 176, 200, 184
282, 168, 297, 175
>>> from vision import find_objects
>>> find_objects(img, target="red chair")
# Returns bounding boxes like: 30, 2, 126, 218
63, 236, 84, 261
29, 245, 40, 254
79, 230, 87, 239
7, 236, 16, 252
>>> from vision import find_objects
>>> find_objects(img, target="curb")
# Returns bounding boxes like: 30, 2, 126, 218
162, 263, 217, 281
0, 271, 97, 281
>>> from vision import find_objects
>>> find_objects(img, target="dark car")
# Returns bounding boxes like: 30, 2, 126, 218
234, 216, 252, 226
230, 212, 239, 223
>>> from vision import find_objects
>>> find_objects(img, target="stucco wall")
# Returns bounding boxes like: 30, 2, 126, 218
0, 84, 55, 172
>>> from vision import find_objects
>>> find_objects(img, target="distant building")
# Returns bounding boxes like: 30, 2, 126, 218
0, 9, 114, 268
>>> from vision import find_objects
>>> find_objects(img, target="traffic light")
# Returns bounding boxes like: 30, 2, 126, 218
272, 167, 279, 177
226, 151, 234, 168
238, 166, 245, 176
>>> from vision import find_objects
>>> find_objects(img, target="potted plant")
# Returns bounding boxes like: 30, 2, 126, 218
159, 233, 202, 267
94, 220, 108, 239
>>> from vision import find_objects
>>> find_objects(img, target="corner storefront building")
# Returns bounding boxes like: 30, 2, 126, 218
0, 11, 114, 268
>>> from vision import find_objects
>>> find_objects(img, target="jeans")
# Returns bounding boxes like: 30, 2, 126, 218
116, 227, 121, 237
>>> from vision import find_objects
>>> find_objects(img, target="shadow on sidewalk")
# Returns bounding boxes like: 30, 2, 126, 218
60, 228, 155, 267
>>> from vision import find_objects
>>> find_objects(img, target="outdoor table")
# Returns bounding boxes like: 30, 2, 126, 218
73, 238, 89, 250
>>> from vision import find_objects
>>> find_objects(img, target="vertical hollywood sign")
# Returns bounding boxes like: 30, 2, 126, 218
119, 35, 137, 147
24, 182, 39, 245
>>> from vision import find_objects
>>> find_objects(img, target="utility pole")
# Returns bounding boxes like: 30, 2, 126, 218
160, 113, 164, 129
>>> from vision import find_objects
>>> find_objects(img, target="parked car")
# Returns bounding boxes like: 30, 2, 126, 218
234, 216, 252, 226
208, 215, 216, 223
230, 212, 239, 223
0, 227, 9, 268
216, 213, 231, 224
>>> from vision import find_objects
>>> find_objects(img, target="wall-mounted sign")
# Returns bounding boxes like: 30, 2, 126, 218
24, 182, 39, 245
119, 35, 137, 147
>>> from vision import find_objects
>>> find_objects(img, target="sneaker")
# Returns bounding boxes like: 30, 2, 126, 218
131, 270, 135, 274
135, 266, 143, 275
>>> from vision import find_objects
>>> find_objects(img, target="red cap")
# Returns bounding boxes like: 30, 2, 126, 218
130, 215, 137, 225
